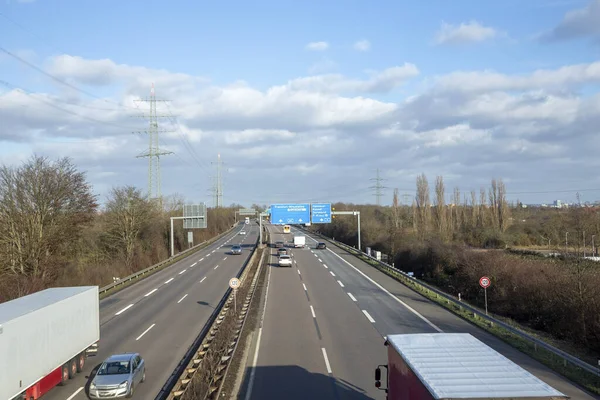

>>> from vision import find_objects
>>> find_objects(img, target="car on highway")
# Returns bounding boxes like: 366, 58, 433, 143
316, 242, 327, 249
278, 254, 292, 267
88, 353, 145, 399
274, 241, 284, 248
239, 230, 246, 235
231, 244, 242, 255
277, 247, 288, 256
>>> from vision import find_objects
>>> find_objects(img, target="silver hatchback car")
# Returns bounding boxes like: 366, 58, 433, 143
88, 353, 145, 398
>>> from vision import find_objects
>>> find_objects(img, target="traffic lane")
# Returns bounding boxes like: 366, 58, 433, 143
97, 226, 245, 317
291, 246, 387, 399
245, 232, 335, 400
302, 233, 599, 400
44, 232, 258, 400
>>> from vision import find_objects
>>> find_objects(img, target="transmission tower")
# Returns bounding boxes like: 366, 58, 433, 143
211, 153, 224, 208
133, 83, 174, 204
369, 168, 387, 206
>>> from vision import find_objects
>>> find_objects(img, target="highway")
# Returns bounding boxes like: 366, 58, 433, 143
44, 222, 258, 400
240, 225, 599, 400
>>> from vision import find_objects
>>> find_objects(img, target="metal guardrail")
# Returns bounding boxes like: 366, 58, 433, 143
99, 224, 239, 296
157, 231, 261, 400
304, 228, 600, 377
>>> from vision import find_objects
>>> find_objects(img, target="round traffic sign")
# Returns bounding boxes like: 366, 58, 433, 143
479, 276, 491, 289
229, 277, 240, 289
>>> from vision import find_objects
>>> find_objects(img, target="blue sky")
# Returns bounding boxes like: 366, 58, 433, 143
1, 0, 600, 206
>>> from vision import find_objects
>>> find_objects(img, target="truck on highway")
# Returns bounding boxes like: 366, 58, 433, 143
293, 235, 306, 248
1, 286, 100, 400
375, 333, 568, 400
245, 216, 250, 224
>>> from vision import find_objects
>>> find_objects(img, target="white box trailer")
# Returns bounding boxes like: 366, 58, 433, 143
293, 235, 306, 248
0, 286, 100, 400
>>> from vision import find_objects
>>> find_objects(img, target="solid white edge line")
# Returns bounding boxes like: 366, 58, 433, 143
136, 323, 155, 340
321, 347, 333, 374
362, 309, 376, 323
303, 283, 308, 291
177, 294, 188, 303
325, 247, 443, 332
337, 280, 344, 287
244, 253, 272, 400
348, 293, 357, 301
115, 304, 133, 315
310, 305, 316, 318
179, 269, 186, 275
144, 288, 157, 297
200, 277, 206, 283
165, 278, 174, 284
66, 387, 84, 400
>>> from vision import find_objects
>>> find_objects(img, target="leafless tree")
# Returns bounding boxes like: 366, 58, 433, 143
434, 176, 447, 240
0, 155, 97, 280
415, 173, 431, 239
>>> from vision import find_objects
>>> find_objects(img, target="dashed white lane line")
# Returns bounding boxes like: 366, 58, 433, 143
297, 269, 301, 275
115, 304, 134, 315
199, 258, 205, 262
200, 277, 207, 283
337, 280, 345, 288
314, 254, 318, 258
191, 262, 197, 267
348, 293, 357, 302
165, 278, 174, 284
177, 294, 188, 304
318, 258, 322, 262
179, 269, 187, 275
214, 265, 219, 270
323, 264, 328, 269
330, 271, 336, 277
303, 283, 308, 291
144, 288, 157, 297
223, 257, 228, 261
136, 323, 155, 341
362, 310, 376, 323
66, 387, 84, 400
326, 247, 443, 332
310, 305, 316, 318
322, 348, 333, 374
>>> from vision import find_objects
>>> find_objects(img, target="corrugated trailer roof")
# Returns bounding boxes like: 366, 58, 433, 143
0, 286, 97, 325
386, 333, 568, 399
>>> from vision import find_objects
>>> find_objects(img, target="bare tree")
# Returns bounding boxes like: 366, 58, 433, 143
104, 186, 154, 269
415, 174, 431, 239
434, 176, 447, 240
391, 188, 401, 230
497, 179, 511, 232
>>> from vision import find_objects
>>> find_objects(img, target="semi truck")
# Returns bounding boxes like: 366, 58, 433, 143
375, 333, 568, 400
293, 235, 306, 248
0, 286, 100, 400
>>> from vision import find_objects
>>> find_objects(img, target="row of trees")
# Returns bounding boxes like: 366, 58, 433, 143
309, 174, 600, 355
0, 155, 237, 303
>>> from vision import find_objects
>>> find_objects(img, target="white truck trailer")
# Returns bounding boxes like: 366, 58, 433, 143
0, 286, 100, 400
375, 333, 569, 400
293, 235, 306, 248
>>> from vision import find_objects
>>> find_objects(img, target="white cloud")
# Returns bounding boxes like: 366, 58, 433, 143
305, 41, 329, 51
354, 39, 371, 51
539, 0, 600, 41
3, 54, 600, 205
434, 20, 498, 45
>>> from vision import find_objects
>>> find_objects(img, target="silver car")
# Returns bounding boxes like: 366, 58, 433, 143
231, 244, 242, 255
88, 353, 145, 398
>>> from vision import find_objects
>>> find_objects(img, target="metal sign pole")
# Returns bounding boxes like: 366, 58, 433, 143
234, 289, 237, 315
484, 287, 488, 315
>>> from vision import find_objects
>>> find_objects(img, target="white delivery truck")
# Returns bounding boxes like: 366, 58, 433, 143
0, 286, 100, 400
293, 235, 306, 248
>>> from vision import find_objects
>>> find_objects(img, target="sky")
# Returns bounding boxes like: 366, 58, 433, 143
1, 0, 600, 208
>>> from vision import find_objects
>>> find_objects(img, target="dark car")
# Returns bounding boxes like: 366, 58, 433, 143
316, 242, 326, 249
231, 245, 242, 255
274, 241, 285, 248
277, 247, 288, 256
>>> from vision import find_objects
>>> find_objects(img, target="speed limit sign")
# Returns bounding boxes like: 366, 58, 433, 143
479, 276, 491, 289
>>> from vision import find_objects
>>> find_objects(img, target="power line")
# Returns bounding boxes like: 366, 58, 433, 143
210, 154, 225, 208
369, 168, 387, 206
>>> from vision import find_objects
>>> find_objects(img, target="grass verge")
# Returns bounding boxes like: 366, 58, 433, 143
335, 241, 600, 395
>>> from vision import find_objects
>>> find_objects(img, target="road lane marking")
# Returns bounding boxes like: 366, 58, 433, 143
362, 310, 376, 323
179, 269, 187, 275
318, 258, 322, 262
165, 278, 174, 284
191, 262, 197, 267
322, 348, 332, 374
330, 271, 336, 277
310, 305, 316, 318
136, 323, 155, 341
177, 294, 188, 303
314, 254, 318, 257
66, 387, 84, 400
223, 257, 228, 260
199, 258, 205, 262
303, 283, 308, 291
297, 269, 301, 275
348, 293, 357, 302
144, 288, 157, 297
326, 248, 443, 332
115, 304, 134, 315
337, 280, 345, 287
214, 265, 219, 270
200, 277, 207, 283
323, 264, 328, 269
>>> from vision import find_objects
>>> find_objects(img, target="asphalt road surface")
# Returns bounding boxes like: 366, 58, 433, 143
44, 222, 258, 400
240, 225, 599, 400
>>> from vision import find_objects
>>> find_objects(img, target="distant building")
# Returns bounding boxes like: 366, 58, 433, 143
554, 200, 562, 208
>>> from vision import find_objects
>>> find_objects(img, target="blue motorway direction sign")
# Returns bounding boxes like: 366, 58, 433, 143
270, 204, 310, 225
311, 203, 332, 223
